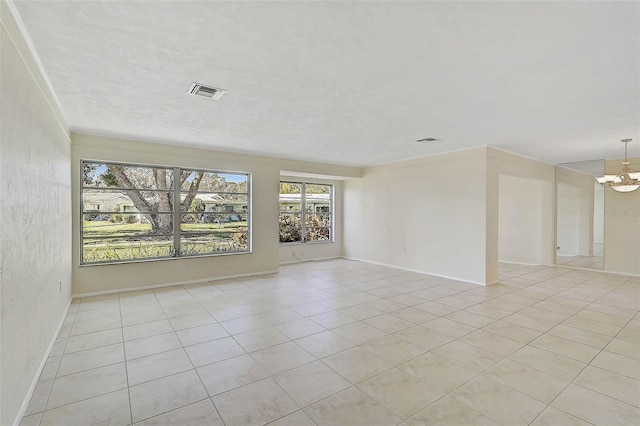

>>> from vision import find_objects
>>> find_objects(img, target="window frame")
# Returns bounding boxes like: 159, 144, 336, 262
80, 159, 251, 265
279, 180, 334, 245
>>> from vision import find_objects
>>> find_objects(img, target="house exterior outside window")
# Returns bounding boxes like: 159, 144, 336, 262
279, 181, 333, 243
81, 160, 250, 264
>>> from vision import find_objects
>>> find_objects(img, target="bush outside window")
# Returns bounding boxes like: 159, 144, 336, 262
279, 181, 332, 243
81, 161, 250, 264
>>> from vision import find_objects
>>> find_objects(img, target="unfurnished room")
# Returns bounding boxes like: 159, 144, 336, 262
1, 1, 639, 425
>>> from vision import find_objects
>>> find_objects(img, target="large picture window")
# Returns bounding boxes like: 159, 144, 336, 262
81, 161, 250, 264
279, 181, 332, 243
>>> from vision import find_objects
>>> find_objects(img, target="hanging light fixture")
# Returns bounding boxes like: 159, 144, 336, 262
595, 138, 640, 193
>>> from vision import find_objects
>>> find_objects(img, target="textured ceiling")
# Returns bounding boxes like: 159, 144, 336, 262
10, 1, 640, 167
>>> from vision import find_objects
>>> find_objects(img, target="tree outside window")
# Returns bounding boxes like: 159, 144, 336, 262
81, 161, 250, 264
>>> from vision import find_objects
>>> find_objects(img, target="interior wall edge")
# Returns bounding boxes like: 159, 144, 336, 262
12, 298, 72, 426
1, 0, 70, 140
343, 257, 490, 286
497, 260, 543, 267
2, 4, 73, 424
487, 145, 556, 168
72, 268, 280, 299
556, 264, 640, 278
363, 145, 488, 174
279, 256, 343, 266
71, 132, 362, 179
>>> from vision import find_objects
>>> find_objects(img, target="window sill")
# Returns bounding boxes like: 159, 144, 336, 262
279, 241, 335, 246
79, 249, 252, 267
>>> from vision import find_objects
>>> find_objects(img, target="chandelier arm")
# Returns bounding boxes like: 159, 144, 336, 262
595, 138, 639, 193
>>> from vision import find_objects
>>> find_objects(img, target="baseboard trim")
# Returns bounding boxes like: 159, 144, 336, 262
279, 256, 344, 265
555, 264, 640, 278
72, 269, 280, 299
498, 260, 543, 267
503, 260, 639, 278
14, 298, 72, 426
343, 257, 490, 286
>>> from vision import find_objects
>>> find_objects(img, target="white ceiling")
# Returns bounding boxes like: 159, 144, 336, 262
11, 1, 640, 167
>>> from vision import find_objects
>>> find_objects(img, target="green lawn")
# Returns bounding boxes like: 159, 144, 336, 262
82, 220, 248, 263
83, 221, 150, 237
182, 221, 248, 233
83, 220, 247, 237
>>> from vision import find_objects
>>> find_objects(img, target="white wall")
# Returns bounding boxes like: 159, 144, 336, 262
71, 134, 359, 295
498, 175, 552, 265
343, 147, 490, 285
277, 176, 343, 263
603, 157, 640, 275
1, 3, 72, 424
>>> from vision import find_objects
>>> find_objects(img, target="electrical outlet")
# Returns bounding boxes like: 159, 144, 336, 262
59, 280, 62, 292
402, 247, 407, 254
183, 267, 189, 275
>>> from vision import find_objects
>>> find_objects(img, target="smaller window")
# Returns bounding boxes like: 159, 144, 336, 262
279, 181, 333, 243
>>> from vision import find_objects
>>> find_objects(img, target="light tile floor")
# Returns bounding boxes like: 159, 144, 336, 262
21, 260, 640, 425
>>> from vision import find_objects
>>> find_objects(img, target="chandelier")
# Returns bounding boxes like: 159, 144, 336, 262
595, 139, 640, 193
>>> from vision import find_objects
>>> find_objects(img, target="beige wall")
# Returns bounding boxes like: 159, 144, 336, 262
343, 147, 491, 285
71, 134, 359, 295
603, 157, 640, 275
1, 3, 73, 424
487, 148, 555, 280
498, 175, 553, 265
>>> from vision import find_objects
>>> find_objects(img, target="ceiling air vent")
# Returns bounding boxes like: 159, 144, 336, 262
188, 82, 226, 100
416, 138, 441, 143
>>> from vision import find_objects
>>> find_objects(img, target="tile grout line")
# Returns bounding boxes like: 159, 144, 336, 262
532, 312, 639, 425
524, 271, 637, 425
31, 306, 77, 426
22, 262, 638, 426
117, 293, 134, 426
